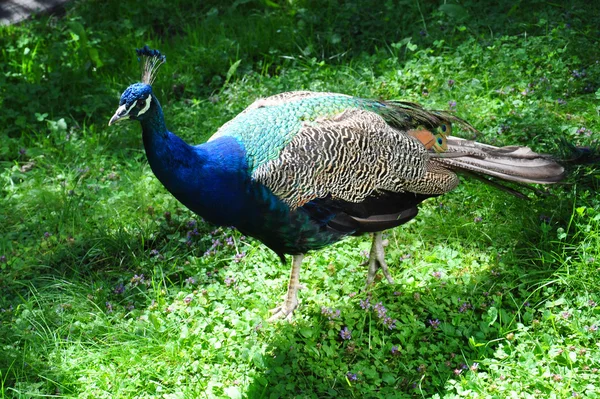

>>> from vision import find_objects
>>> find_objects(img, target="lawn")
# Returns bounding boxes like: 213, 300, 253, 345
1, 0, 599, 398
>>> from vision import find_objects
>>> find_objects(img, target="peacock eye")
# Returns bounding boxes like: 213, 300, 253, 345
441, 124, 447, 132
437, 137, 443, 145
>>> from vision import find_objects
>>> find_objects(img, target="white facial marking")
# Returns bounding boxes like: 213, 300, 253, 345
128, 100, 137, 113
116, 103, 129, 116
137, 96, 152, 116
108, 104, 130, 126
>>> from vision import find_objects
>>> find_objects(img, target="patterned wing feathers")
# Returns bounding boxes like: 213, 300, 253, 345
252, 109, 443, 209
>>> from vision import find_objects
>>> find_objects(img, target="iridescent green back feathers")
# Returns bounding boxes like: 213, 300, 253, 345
209, 91, 473, 172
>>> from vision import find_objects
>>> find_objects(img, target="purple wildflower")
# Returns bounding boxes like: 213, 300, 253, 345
359, 298, 371, 310
572, 69, 586, 78
383, 316, 397, 330
130, 274, 146, 286
0, 255, 6, 263
19, 148, 27, 156
459, 301, 472, 313
105, 302, 113, 312
448, 100, 457, 110
428, 319, 441, 329
149, 249, 160, 257
474, 216, 482, 223
340, 327, 352, 340
224, 276, 235, 287
114, 283, 125, 295
184, 296, 192, 304
448, 79, 455, 87
321, 307, 341, 320
557, 98, 567, 105
185, 276, 197, 285
234, 251, 246, 262
391, 345, 400, 356
373, 302, 387, 319
187, 220, 197, 228
470, 363, 479, 372
432, 271, 442, 279
576, 127, 592, 136
225, 236, 234, 246
43, 232, 51, 239
588, 300, 597, 307
346, 372, 358, 381
561, 311, 571, 319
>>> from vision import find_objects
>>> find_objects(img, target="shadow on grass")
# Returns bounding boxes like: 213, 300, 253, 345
242, 189, 584, 398
0, 181, 593, 397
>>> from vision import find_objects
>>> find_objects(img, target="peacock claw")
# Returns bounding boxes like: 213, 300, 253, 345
267, 254, 305, 322
365, 232, 394, 286
267, 301, 298, 322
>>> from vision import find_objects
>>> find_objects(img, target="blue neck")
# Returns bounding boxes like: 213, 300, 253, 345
139, 97, 252, 226
140, 97, 168, 139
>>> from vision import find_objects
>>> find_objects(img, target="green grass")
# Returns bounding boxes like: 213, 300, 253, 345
1, 0, 600, 397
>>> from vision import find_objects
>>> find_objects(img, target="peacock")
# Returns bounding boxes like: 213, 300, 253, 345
109, 47, 565, 320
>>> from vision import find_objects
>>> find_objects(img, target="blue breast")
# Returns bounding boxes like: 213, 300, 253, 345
173, 136, 254, 227
146, 131, 345, 257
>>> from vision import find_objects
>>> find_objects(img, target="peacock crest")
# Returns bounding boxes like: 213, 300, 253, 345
136, 45, 166, 85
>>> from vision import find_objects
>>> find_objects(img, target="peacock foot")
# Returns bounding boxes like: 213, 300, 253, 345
268, 299, 298, 322
267, 254, 305, 322
365, 232, 394, 287
268, 282, 305, 322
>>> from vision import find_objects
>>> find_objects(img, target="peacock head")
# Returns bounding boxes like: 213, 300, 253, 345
109, 83, 154, 125
109, 46, 166, 126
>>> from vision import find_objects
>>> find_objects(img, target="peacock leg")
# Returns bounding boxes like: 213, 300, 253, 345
365, 232, 394, 286
268, 254, 305, 321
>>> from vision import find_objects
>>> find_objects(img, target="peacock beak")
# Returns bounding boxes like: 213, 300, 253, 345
108, 104, 130, 126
